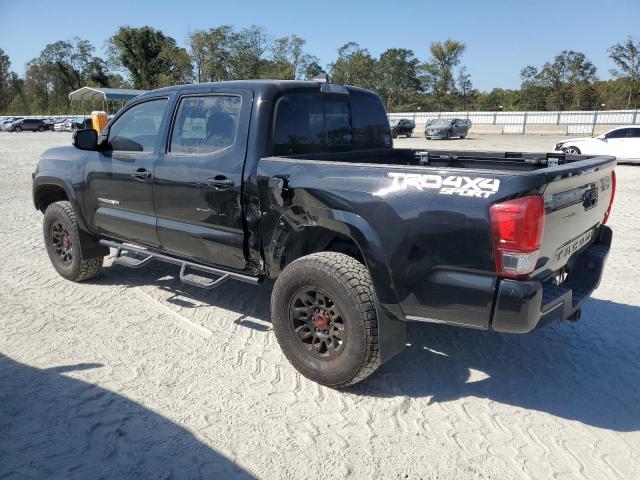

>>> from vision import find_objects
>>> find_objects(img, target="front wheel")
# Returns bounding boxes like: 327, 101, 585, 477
14, 126, 21, 133
406, 132, 412, 138
43, 201, 103, 282
37, 126, 45, 132
271, 252, 380, 388
564, 146, 581, 154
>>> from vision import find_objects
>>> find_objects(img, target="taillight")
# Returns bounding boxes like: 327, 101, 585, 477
602, 170, 616, 224
489, 195, 545, 278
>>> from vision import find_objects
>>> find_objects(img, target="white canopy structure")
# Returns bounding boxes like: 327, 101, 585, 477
68, 87, 147, 102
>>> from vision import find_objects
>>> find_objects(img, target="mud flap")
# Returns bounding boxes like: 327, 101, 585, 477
78, 229, 109, 259
376, 300, 407, 364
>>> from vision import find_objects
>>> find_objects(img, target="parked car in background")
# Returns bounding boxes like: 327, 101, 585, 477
554, 126, 640, 163
390, 118, 415, 138
66, 117, 86, 131
43, 118, 64, 130
0, 117, 24, 131
425, 118, 472, 139
7, 118, 47, 132
54, 118, 72, 132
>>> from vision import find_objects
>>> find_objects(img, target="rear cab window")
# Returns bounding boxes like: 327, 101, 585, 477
272, 90, 391, 156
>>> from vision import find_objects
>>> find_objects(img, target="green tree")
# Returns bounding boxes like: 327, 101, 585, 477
108, 26, 193, 89
329, 42, 377, 89
21, 38, 105, 112
375, 48, 420, 110
0, 48, 11, 111
189, 26, 234, 82
608, 36, 640, 108
83, 57, 110, 87
269, 35, 319, 80
228, 25, 269, 79
519, 65, 549, 110
420, 39, 467, 110
524, 51, 597, 110
304, 60, 324, 80
456, 66, 474, 110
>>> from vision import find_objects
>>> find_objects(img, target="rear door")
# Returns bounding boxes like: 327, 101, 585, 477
83, 96, 169, 247
153, 89, 252, 270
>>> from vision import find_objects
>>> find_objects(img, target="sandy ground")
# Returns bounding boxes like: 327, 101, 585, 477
1, 132, 639, 480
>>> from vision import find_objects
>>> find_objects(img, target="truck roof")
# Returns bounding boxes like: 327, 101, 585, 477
137, 80, 375, 100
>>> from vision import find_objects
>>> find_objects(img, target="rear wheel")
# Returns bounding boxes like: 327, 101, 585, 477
459, 135, 466, 139
43, 201, 103, 282
271, 252, 380, 388
37, 126, 45, 132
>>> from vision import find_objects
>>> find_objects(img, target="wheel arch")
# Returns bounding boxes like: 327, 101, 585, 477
268, 209, 403, 319
33, 174, 89, 233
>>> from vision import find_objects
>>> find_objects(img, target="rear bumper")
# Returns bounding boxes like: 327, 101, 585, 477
491, 225, 612, 333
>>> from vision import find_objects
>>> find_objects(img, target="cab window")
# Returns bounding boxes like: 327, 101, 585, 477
107, 98, 168, 153
605, 128, 630, 139
273, 92, 390, 156
170, 95, 241, 155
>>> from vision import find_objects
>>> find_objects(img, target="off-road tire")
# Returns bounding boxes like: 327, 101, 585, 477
271, 252, 380, 388
43, 201, 103, 282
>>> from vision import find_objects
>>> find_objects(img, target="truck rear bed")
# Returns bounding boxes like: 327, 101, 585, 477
260, 148, 616, 332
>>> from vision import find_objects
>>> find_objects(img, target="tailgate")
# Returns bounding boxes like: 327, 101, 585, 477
533, 157, 616, 279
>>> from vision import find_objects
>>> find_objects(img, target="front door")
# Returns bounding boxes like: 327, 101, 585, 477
153, 90, 252, 270
83, 97, 169, 247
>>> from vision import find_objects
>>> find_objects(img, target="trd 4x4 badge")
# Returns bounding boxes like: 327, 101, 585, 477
377, 172, 501, 198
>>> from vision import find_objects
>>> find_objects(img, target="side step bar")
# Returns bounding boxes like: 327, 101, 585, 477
99, 240, 262, 288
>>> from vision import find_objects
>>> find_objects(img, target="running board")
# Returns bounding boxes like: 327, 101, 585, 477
100, 240, 261, 288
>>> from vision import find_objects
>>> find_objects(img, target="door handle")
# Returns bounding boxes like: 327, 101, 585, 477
132, 168, 152, 181
207, 176, 235, 189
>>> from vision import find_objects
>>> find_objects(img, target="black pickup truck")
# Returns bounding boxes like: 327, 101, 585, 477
32, 80, 616, 387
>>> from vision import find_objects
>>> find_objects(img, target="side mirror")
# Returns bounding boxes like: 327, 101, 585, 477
73, 128, 98, 151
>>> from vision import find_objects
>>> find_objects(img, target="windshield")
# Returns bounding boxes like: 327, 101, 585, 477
429, 119, 451, 126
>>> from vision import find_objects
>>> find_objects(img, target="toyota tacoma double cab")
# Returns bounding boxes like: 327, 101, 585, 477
33, 79, 616, 388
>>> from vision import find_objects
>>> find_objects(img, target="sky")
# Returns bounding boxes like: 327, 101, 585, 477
1, 0, 639, 91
